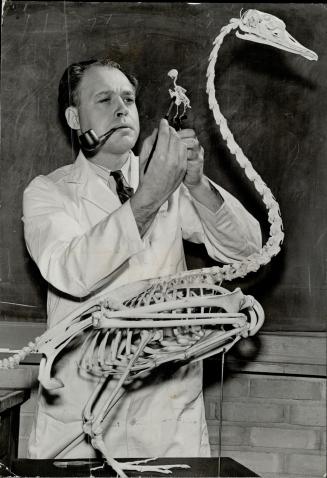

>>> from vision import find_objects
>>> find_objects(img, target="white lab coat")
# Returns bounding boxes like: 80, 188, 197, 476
23, 151, 261, 459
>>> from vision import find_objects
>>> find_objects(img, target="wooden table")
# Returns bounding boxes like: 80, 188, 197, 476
12, 457, 260, 477
0, 388, 30, 468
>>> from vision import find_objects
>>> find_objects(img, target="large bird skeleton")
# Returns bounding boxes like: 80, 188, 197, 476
0, 9, 317, 478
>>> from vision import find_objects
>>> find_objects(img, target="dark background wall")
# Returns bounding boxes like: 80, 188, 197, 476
1, 2, 326, 331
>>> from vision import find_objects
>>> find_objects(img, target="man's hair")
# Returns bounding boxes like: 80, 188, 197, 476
58, 58, 139, 129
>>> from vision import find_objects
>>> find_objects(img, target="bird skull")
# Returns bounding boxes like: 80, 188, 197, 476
236, 9, 318, 61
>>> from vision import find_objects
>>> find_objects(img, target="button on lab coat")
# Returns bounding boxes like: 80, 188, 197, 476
23, 151, 261, 459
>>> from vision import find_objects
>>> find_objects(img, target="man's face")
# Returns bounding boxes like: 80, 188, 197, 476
76, 66, 140, 155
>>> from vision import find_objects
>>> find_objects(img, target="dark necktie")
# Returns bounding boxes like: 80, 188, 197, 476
110, 170, 134, 204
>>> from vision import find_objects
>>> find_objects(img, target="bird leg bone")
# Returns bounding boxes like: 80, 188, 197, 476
83, 330, 190, 478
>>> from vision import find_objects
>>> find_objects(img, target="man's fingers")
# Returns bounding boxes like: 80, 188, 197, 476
187, 145, 204, 160
139, 128, 158, 165
177, 130, 201, 150
181, 137, 200, 150
179, 139, 188, 168
155, 118, 170, 155
167, 126, 186, 167
177, 129, 196, 140
167, 125, 180, 150
141, 120, 189, 178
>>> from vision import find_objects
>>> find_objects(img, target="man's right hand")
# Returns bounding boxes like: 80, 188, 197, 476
139, 118, 187, 206
130, 118, 187, 237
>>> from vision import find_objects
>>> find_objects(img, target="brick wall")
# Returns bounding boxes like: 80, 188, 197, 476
1, 332, 326, 477
204, 364, 326, 477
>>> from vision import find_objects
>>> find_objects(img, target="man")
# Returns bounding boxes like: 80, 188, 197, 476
24, 58, 261, 459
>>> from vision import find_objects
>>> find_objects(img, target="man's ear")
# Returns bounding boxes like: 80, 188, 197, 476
65, 106, 80, 130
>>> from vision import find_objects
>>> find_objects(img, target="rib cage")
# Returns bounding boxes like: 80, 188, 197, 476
78, 283, 263, 384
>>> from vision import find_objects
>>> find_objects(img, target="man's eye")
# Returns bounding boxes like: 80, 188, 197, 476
99, 97, 111, 103
124, 97, 135, 104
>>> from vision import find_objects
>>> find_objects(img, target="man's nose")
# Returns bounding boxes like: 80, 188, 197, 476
114, 97, 129, 117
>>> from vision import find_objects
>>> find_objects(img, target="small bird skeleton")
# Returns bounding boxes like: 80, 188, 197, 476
0, 9, 317, 478
167, 68, 191, 128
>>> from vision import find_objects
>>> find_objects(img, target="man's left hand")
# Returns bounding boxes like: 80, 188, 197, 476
177, 129, 204, 189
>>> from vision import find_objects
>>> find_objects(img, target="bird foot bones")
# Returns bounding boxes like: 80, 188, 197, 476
90, 458, 190, 478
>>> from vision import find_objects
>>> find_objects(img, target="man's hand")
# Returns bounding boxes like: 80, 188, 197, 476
178, 129, 204, 189
130, 118, 187, 236
178, 128, 224, 212
137, 118, 187, 206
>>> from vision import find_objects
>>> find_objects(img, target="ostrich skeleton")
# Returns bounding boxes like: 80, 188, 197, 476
0, 9, 317, 478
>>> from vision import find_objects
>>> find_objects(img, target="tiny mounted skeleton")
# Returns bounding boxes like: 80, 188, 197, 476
0, 9, 317, 478
166, 68, 191, 129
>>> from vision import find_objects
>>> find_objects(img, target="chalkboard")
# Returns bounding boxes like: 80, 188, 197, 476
1, 2, 326, 331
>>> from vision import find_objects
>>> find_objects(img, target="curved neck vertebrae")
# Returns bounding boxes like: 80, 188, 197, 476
157, 18, 284, 287
206, 19, 284, 282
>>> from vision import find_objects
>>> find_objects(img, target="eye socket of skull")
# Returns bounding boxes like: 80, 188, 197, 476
247, 15, 258, 27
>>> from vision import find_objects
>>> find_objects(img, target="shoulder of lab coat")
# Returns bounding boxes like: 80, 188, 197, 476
179, 178, 262, 263
22, 152, 146, 298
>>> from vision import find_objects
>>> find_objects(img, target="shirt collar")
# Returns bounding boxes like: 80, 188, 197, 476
88, 153, 132, 185
65, 150, 133, 185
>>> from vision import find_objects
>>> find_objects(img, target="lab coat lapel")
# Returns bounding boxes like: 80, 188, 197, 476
65, 151, 120, 214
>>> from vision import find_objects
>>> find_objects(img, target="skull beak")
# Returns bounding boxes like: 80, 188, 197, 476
236, 12, 318, 61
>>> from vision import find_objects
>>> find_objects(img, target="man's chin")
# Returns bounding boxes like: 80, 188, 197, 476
103, 140, 137, 155
97, 128, 138, 155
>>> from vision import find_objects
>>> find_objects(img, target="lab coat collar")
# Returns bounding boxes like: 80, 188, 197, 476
64, 150, 139, 214
64, 150, 138, 185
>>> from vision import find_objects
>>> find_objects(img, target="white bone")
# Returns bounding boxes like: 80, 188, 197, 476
0, 10, 318, 478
